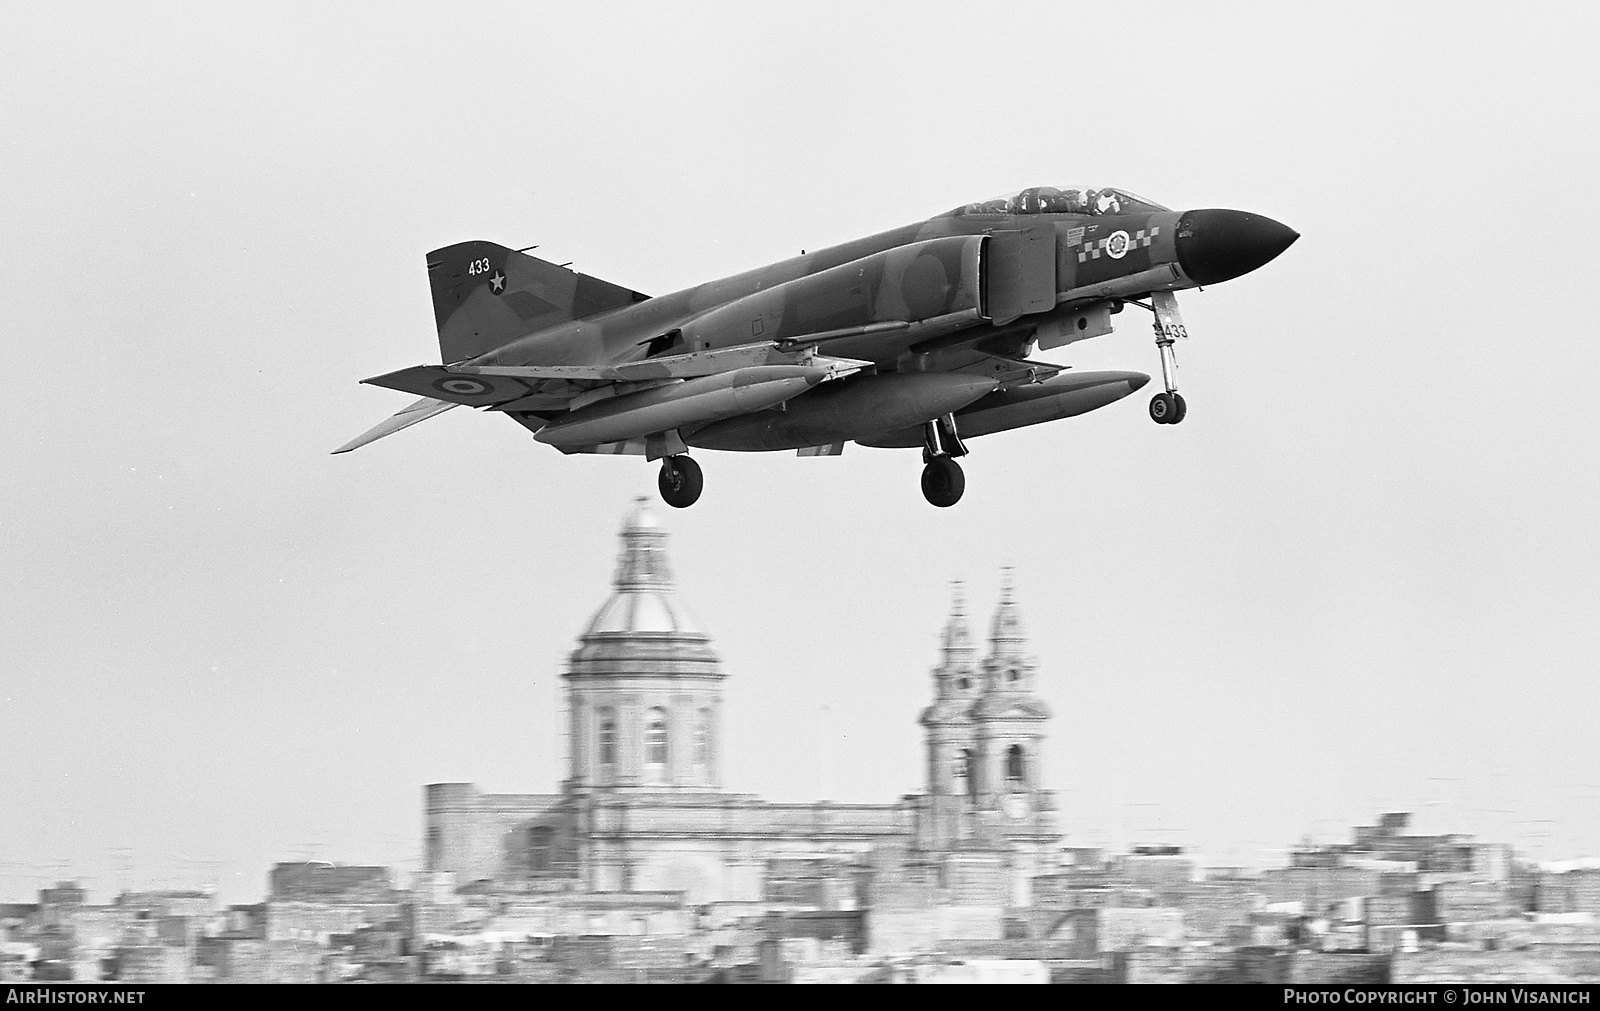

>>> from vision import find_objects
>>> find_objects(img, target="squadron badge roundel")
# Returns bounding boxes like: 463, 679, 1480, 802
1105, 230, 1131, 260
433, 376, 492, 397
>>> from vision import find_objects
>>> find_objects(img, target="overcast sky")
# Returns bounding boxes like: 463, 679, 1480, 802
3, 2, 1597, 904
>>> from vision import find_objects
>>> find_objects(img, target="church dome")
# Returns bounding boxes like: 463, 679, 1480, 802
566, 499, 724, 792
580, 498, 708, 638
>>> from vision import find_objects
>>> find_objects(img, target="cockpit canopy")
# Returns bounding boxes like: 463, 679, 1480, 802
951, 186, 1169, 218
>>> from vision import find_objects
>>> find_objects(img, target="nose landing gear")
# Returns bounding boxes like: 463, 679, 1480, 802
921, 413, 968, 507
658, 454, 703, 508
1147, 290, 1188, 425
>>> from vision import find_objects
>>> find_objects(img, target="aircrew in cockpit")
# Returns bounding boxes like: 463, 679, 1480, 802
953, 185, 1166, 218
1038, 187, 1087, 214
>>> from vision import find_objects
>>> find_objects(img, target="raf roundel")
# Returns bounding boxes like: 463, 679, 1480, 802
433, 376, 492, 397
1105, 230, 1131, 260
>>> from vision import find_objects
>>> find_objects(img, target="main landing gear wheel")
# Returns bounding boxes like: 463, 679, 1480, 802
921, 456, 965, 508
1149, 391, 1187, 425
658, 455, 703, 508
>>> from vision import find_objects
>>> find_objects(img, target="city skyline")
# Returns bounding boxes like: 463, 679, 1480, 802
4, 3, 1598, 907
3, 498, 1591, 904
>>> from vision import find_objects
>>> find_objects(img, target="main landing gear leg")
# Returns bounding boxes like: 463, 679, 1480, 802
658, 454, 703, 508
1147, 290, 1188, 425
920, 414, 967, 508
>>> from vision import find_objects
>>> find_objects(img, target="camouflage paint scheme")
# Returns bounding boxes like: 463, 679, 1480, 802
337, 186, 1296, 459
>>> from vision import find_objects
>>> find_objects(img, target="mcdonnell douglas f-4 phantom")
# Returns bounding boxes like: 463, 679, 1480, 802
336, 185, 1296, 507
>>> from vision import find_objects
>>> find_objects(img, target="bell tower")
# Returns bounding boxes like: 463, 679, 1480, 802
918, 583, 981, 849
970, 569, 1054, 843
919, 571, 1060, 856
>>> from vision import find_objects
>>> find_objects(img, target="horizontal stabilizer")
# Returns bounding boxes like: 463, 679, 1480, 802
332, 397, 458, 454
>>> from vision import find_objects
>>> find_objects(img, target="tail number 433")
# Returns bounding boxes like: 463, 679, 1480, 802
466, 258, 493, 275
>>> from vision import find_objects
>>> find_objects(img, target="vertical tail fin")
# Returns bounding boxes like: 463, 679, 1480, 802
426, 241, 650, 363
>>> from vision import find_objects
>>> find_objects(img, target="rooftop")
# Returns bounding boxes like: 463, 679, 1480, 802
581, 498, 707, 637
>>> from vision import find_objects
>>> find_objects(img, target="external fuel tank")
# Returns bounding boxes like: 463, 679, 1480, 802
685, 371, 999, 452
856, 370, 1150, 448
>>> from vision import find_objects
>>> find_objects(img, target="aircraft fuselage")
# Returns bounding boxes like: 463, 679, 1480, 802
340, 185, 1297, 507
470, 203, 1293, 376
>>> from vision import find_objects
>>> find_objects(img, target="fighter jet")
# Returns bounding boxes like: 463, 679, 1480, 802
335, 185, 1296, 507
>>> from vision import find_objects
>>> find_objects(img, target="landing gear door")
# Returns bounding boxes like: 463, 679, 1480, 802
1151, 290, 1188, 341
984, 222, 1056, 326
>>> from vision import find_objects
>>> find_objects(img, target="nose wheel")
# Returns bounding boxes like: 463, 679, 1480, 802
920, 414, 967, 507
1149, 391, 1187, 424
658, 454, 703, 508
1148, 291, 1188, 425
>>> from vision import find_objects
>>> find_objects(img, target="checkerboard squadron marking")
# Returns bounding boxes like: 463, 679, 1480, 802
336, 185, 1297, 508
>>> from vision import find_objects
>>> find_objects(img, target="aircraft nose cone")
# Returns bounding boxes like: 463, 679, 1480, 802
1175, 209, 1299, 285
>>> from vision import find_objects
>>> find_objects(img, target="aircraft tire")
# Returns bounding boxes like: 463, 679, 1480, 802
1149, 392, 1178, 424
658, 455, 703, 508
1169, 392, 1187, 424
921, 456, 965, 508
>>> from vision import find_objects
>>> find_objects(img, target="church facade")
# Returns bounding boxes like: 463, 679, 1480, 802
424, 500, 1062, 908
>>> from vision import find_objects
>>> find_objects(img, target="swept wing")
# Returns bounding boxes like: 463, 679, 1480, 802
335, 340, 870, 453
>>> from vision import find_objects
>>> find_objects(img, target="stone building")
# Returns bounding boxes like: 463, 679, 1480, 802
424, 499, 1062, 914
